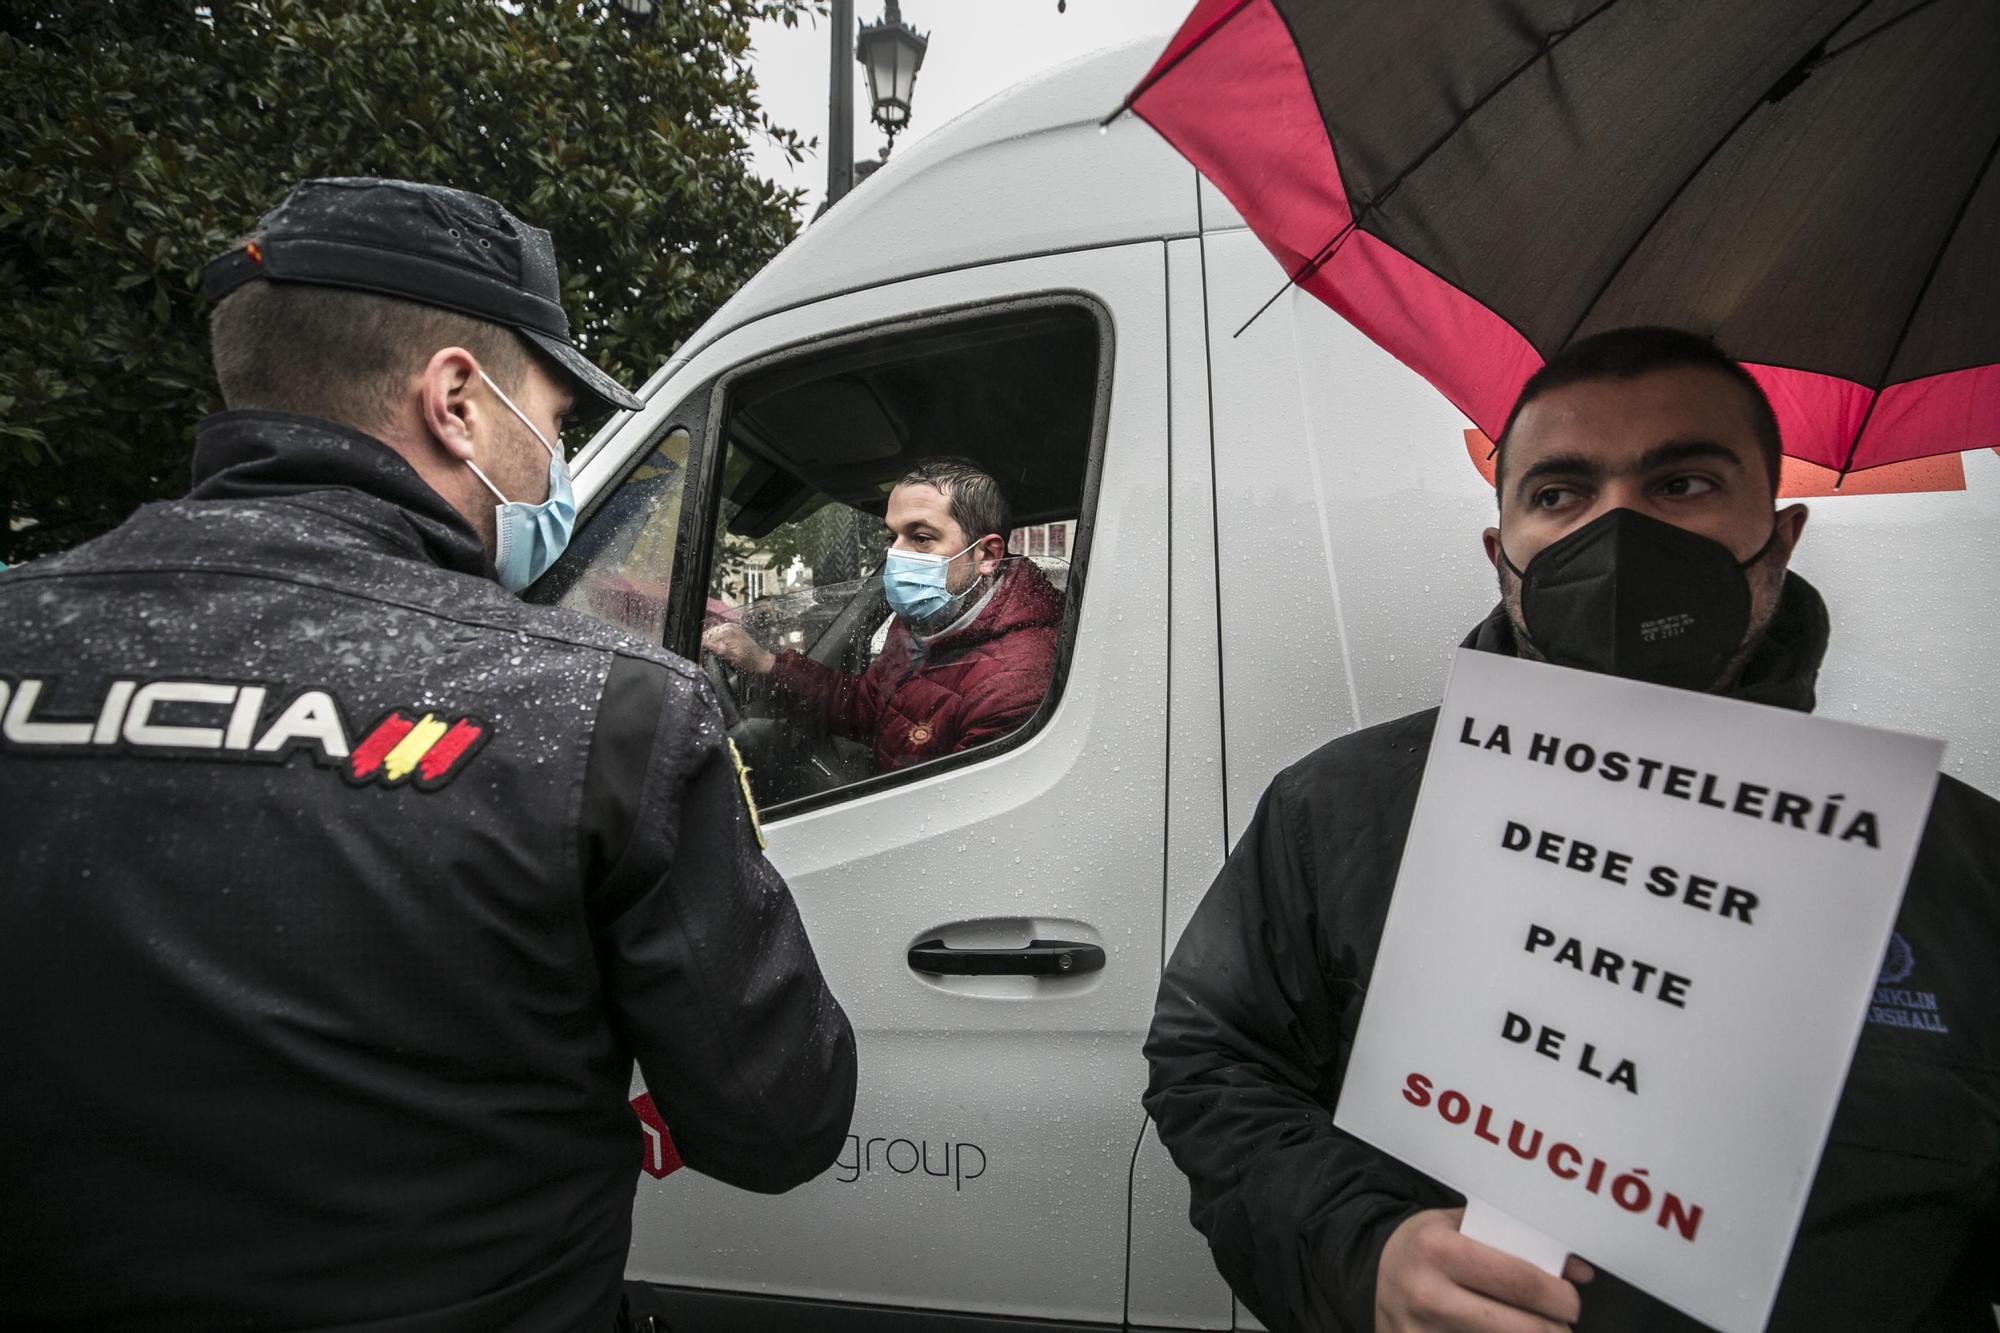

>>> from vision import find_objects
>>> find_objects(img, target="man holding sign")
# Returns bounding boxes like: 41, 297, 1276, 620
1144, 328, 1999, 1332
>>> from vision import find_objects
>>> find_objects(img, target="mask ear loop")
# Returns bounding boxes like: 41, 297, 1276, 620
950, 535, 1009, 612
1491, 527, 1548, 658
1736, 523, 1781, 570
946, 536, 987, 583
906, 538, 998, 627
477, 368, 567, 476
464, 457, 511, 506
462, 367, 569, 507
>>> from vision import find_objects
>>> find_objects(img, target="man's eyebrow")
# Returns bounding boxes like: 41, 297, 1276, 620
1512, 438, 1745, 500
1636, 438, 1744, 472
1512, 452, 1602, 500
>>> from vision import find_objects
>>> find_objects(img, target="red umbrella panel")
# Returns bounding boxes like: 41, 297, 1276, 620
1123, 0, 2000, 477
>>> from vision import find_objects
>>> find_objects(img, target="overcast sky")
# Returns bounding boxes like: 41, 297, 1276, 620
745, 1, 1183, 219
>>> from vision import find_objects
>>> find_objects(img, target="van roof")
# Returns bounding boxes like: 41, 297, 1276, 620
654, 37, 1245, 381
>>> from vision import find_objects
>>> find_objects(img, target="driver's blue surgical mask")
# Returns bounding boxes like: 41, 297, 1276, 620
882, 540, 981, 623
463, 369, 576, 592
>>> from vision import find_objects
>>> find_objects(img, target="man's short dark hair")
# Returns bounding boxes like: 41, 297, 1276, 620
895, 456, 1012, 546
209, 274, 531, 434
1495, 327, 1783, 496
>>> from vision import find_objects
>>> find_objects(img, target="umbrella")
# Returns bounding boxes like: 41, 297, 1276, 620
1117, 0, 1999, 478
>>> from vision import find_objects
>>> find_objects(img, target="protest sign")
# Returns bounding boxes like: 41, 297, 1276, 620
1334, 649, 1943, 1332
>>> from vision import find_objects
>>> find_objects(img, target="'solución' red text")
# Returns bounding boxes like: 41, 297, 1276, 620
1402, 1072, 1705, 1242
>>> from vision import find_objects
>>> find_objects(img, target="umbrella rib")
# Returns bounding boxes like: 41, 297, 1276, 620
1815, 0, 1945, 68
1763, 1, 1947, 106
1552, 0, 1882, 355
1099, 0, 1256, 128
1232, 0, 1630, 337
1232, 221, 1358, 338
1347, 0, 1629, 216
1834, 120, 2000, 482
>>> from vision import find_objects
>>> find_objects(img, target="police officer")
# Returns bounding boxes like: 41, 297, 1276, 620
0, 178, 857, 1331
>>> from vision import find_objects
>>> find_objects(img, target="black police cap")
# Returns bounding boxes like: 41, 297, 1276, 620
204, 177, 643, 416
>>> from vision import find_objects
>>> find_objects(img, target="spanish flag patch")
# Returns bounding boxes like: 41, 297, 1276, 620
345, 710, 489, 790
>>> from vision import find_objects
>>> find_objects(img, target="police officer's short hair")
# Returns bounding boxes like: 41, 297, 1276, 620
1494, 327, 1784, 498
895, 456, 1012, 547
209, 270, 531, 432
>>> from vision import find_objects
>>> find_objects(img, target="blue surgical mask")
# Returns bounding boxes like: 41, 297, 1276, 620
464, 370, 576, 592
882, 540, 980, 623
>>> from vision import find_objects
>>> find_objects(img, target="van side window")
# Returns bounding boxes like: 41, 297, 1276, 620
694, 303, 1102, 816
527, 428, 690, 645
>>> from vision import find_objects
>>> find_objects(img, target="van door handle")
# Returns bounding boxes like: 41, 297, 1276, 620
906, 938, 1106, 976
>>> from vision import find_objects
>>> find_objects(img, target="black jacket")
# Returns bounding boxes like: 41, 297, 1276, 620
1144, 577, 2000, 1331
0, 413, 857, 1332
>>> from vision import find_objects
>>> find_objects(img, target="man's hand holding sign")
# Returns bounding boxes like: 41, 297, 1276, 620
1144, 330, 1998, 1333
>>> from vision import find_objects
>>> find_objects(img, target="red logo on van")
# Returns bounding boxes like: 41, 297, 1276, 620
631, 1092, 683, 1179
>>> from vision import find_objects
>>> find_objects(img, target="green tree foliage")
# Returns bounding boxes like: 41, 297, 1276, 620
0, 0, 814, 562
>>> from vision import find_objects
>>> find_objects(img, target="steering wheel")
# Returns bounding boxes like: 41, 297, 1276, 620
701, 651, 745, 730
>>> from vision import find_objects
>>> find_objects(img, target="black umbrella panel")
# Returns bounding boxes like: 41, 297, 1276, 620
1124, 0, 1999, 476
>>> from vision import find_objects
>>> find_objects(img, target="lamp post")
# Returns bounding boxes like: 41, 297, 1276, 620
856, 0, 928, 151
826, 0, 856, 207
824, 1, 927, 212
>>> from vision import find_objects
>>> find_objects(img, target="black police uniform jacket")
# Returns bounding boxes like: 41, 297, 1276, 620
0, 413, 858, 1332
1144, 576, 2000, 1332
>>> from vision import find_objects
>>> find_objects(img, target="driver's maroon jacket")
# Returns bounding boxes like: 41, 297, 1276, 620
767, 559, 1063, 772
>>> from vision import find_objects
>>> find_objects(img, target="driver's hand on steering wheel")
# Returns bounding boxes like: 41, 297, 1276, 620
702, 622, 776, 676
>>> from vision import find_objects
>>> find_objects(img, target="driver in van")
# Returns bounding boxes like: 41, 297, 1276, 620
1143, 327, 2000, 1333
701, 456, 1063, 774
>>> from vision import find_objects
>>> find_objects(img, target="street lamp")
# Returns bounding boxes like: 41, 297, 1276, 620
856, 0, 928, 150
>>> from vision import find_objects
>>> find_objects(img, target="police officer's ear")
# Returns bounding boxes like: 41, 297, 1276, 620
417, 346, 486, 463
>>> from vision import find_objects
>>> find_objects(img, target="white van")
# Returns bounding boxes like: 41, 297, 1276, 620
537, 36, 2000, 1333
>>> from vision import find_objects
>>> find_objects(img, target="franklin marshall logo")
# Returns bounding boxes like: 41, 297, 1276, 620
1868, 932, 1948, 1035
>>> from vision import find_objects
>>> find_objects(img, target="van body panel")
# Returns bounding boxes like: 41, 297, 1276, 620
1206, 226, 1552, 842
1781, 453, 2000, 791
657, 38, 1194, 386
1197, 174, 1246, 235
1119, 236, 1238, 1332
1125, 1124, 1234, 1331
618, 243, 1171, 1325
1205, 227, 1496, 845
1159, 235, 1232, 962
